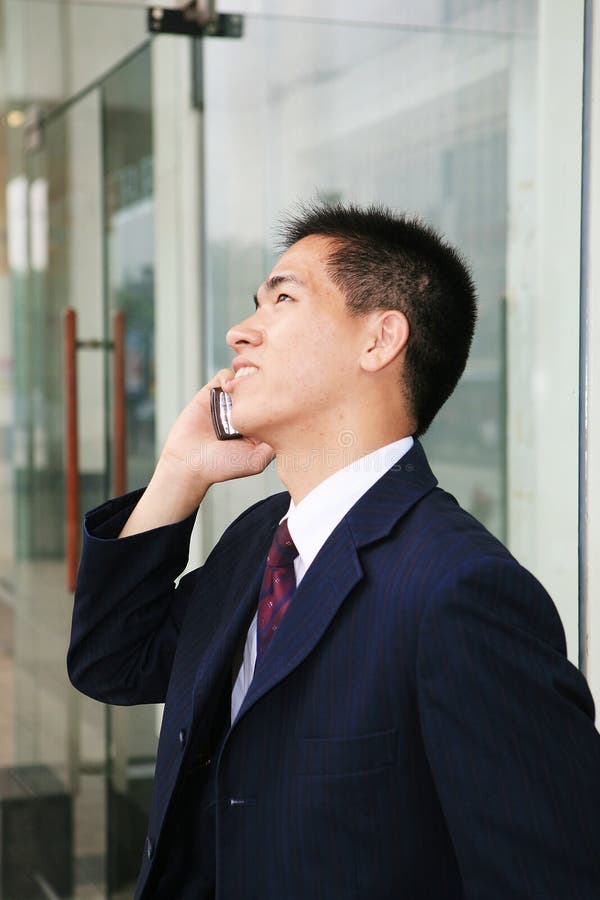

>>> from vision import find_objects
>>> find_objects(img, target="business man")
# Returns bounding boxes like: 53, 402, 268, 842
68, 202, 600, 899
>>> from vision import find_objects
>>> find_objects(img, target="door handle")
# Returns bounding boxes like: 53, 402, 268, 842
112, 310, 126, 497
63, 308, 127, 591
63, 308, 79, 593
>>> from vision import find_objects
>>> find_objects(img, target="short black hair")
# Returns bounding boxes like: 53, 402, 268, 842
279, 201, 477, 437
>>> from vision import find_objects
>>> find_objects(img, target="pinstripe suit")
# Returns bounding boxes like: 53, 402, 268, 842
68, 440, 600, 899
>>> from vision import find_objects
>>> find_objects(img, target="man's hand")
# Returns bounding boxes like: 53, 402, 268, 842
119, 370, 274, 537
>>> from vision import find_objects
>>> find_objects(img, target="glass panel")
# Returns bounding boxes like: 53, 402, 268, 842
103, 46, 156, 492
2, 41, 157, 900
202, 2, 583, 656
203, 12, 512, 533
225, 0, 534, 30
101, 44, 158, 900
10, 88, 109, 899
224, 0, 536, 34
3, 0, 147, 104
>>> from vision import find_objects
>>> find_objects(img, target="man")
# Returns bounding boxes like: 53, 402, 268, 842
68, 203, 600, 899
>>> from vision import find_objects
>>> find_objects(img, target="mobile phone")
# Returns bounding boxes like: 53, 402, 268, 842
210, 387, 243, 440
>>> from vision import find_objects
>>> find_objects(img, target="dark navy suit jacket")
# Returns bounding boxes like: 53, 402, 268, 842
68, 440, 600, 899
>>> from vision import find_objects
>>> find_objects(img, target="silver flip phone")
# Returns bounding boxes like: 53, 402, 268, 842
210, 387, 243, 440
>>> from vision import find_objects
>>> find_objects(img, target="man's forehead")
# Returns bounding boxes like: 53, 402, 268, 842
260, 235, 332, 293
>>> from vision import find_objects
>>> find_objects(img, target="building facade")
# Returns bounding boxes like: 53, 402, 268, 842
0, 0, 599, 896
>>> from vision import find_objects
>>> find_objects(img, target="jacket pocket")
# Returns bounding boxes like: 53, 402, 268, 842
296, 728, 398, 777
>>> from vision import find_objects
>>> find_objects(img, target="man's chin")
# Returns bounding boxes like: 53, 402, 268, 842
230, 413, 266, 443
232, 415, 277, 447
230, 399, 285, 446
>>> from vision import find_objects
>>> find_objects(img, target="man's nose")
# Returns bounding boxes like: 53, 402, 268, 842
226, 317, 263, 352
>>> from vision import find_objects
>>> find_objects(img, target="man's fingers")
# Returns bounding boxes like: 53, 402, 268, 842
245, 441, 275, 473
206, 368, 236, 392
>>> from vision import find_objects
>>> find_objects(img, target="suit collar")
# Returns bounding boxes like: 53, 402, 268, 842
286, 435, 414, 573
345, 438, 437, 548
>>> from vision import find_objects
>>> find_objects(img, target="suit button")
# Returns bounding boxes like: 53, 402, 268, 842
146, 837, 154, 860
179, 728, 187, 747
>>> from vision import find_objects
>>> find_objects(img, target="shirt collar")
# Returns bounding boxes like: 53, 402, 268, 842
283, 436, 413, 577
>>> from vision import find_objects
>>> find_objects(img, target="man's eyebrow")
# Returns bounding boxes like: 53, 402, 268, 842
253, 273, 306, 309
265, 273, 305, 292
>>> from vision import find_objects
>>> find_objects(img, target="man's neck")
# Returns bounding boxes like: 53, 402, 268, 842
275, 432, 412, 504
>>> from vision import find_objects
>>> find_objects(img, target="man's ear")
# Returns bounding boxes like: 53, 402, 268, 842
360, 310, 410, 372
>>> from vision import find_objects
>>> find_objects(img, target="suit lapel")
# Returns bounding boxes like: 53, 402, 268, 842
190, 495, 288, 717
237, 518, 363, 719
234, 439, 438, 723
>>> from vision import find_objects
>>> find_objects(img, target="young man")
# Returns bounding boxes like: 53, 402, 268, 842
68, 203, 600, 899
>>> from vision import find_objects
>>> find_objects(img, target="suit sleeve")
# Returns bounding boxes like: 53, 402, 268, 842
67, 489, 199, 706
417, 555, 600, 900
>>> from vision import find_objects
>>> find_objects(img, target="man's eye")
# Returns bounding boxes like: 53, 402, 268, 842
276, 293, 292, 303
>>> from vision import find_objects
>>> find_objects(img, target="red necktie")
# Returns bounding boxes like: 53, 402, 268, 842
257, 519, 299, 659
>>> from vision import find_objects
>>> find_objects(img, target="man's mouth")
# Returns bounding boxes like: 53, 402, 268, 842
234, 366, 258, 380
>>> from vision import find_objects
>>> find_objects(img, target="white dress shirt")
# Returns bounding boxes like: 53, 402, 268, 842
230, 435, 414, 722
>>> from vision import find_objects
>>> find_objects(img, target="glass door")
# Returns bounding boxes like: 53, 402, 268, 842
201, 9, 513, 549
200, 1, 584, 660
10, 42, 157, 899
102, 46, 158, 900
12, 83, 108, 900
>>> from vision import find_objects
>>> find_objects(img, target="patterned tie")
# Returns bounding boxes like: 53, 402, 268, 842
257, 519, 299, 659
